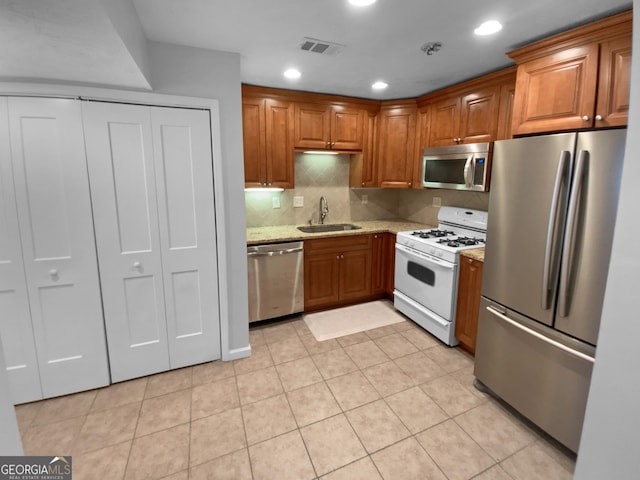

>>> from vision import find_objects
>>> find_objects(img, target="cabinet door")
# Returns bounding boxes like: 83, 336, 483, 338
0, 98, 41, 404
150, 107, 221, 368
377, 106, 416, 188
371, 234, 386, 295
8, 97, 109, 397
294, 103, 331, 149
242, 98, 266, 187
384, 233, 396, 297
455, 257, 484, 355
511, 43, 599, 135
266, 99, 295, 188
340, 249, 372, 303
459, 86, 500, 144
496, 83, 516, 140
349, 111, 378, 188
331, 106, 364, 150
596, 34, 631, 128
304, 252, 340, 309
83, 101, 170, 382
429, 96, 461, 146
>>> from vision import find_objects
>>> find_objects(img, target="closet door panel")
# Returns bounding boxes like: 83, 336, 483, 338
82, 101, 169, 382
0, 98, 42, 404
8, 97, 109, 397
151, 107, 220, 367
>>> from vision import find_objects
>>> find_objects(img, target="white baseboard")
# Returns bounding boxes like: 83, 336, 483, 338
223, 344, 251, 361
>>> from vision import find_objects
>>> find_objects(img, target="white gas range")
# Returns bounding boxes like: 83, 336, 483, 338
394, 206, 488, 346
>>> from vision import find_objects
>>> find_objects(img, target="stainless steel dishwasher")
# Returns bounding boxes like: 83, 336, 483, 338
247, 241, 304, 323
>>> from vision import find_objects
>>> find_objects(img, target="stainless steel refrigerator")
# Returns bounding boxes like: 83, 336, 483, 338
474, 129, 627, 452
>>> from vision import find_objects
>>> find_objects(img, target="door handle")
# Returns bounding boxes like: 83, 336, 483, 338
541, 150, 570, 310
558, 150, 587, 317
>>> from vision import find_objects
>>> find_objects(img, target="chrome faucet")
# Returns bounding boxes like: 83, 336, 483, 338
319, 196, 329, 224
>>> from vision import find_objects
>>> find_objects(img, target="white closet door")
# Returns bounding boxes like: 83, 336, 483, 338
8, 97, 109, 397
0, 98, 42, 404
82, 101, 169, 382
151, 107, 221, 367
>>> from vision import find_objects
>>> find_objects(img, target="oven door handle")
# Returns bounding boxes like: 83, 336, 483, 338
395, 244, 456, 270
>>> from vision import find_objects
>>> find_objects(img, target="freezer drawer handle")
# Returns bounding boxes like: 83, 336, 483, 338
486, 305, 595, 364
541, 150, 570, 310
247, 247, 303, 257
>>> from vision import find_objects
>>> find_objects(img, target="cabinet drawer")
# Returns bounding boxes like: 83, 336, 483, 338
305, 234, 372, 254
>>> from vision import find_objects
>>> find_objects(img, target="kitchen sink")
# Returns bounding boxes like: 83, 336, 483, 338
297, 223, 362, 233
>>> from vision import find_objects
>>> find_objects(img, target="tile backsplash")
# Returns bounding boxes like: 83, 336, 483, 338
244, 153, 490, 227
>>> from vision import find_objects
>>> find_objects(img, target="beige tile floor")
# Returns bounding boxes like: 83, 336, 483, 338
14, 316, 576, 480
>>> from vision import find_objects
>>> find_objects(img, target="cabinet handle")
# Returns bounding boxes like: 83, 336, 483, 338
582, 115, 590, 122
49, 269, 59, 278
361, 182, 365, 186
595, 114, 603, 121
341, 254, 344, 259
336, 255, 340, 260
408, 182, 412, 187
133, 261, 142, 269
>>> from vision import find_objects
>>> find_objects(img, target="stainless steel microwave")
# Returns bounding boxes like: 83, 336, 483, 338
421, 142, 492, 191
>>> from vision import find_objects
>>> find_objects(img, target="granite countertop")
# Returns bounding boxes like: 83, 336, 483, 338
246, 219, 435, 245
461, 248, 485, 262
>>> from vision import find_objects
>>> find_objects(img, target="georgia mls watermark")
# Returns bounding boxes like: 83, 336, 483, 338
0, 456, 72, 480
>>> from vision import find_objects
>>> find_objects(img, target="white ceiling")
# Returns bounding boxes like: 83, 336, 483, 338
0, 0, 633, 99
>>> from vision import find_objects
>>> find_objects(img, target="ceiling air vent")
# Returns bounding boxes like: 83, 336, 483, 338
300, 37, 346, 56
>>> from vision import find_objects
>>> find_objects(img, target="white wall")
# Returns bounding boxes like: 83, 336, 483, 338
147, 41, 250, 357
0, 335, 23, 455
574, 1, 640, 477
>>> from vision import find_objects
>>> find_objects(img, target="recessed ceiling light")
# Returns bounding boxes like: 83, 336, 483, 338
283, 68, 301, 79
349, 0, 376, 6
372, 81, 388, 90
474, 20, 502, 36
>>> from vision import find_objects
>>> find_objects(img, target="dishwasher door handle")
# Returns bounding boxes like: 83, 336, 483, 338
248, 246, 304, 257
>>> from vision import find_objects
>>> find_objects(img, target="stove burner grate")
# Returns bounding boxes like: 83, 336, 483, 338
411, 229, 455, 239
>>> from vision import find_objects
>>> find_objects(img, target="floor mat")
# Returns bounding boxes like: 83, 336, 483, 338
303, 300, 407, 341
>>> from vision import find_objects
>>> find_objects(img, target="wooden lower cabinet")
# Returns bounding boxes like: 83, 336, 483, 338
454, 256, 484, 355
371, 233, 396, 297
304, 234, 384, 311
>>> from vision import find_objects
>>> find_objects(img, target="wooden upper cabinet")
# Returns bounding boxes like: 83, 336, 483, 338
509, 10, 632, 135
294, 103, 365, 150
242, 95, 294, 188
429, 96, 460, 147
377, 103, 417, 188
413, 105, 431, 188
459, 86, 500, 144
510, 44, 600, 134
596, 33, 632, 128
424, 70, 513, 147
265, 99, 295, 188
349, 111, 378, 188
496, 82, 516, 140
242, 98, 266, 188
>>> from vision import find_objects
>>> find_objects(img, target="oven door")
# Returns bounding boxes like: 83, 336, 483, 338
394, 243, 457, 320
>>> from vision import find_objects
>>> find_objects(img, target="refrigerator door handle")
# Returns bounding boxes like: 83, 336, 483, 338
541, 150, 571, 310
486, 306, 595, 364
463, 154, 474, 188
558, 150, 587, 317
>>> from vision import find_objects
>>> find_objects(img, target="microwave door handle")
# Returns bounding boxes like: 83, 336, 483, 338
558, 149, 587, 317
463, 154, 474, 188
541, 150, 571, 310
